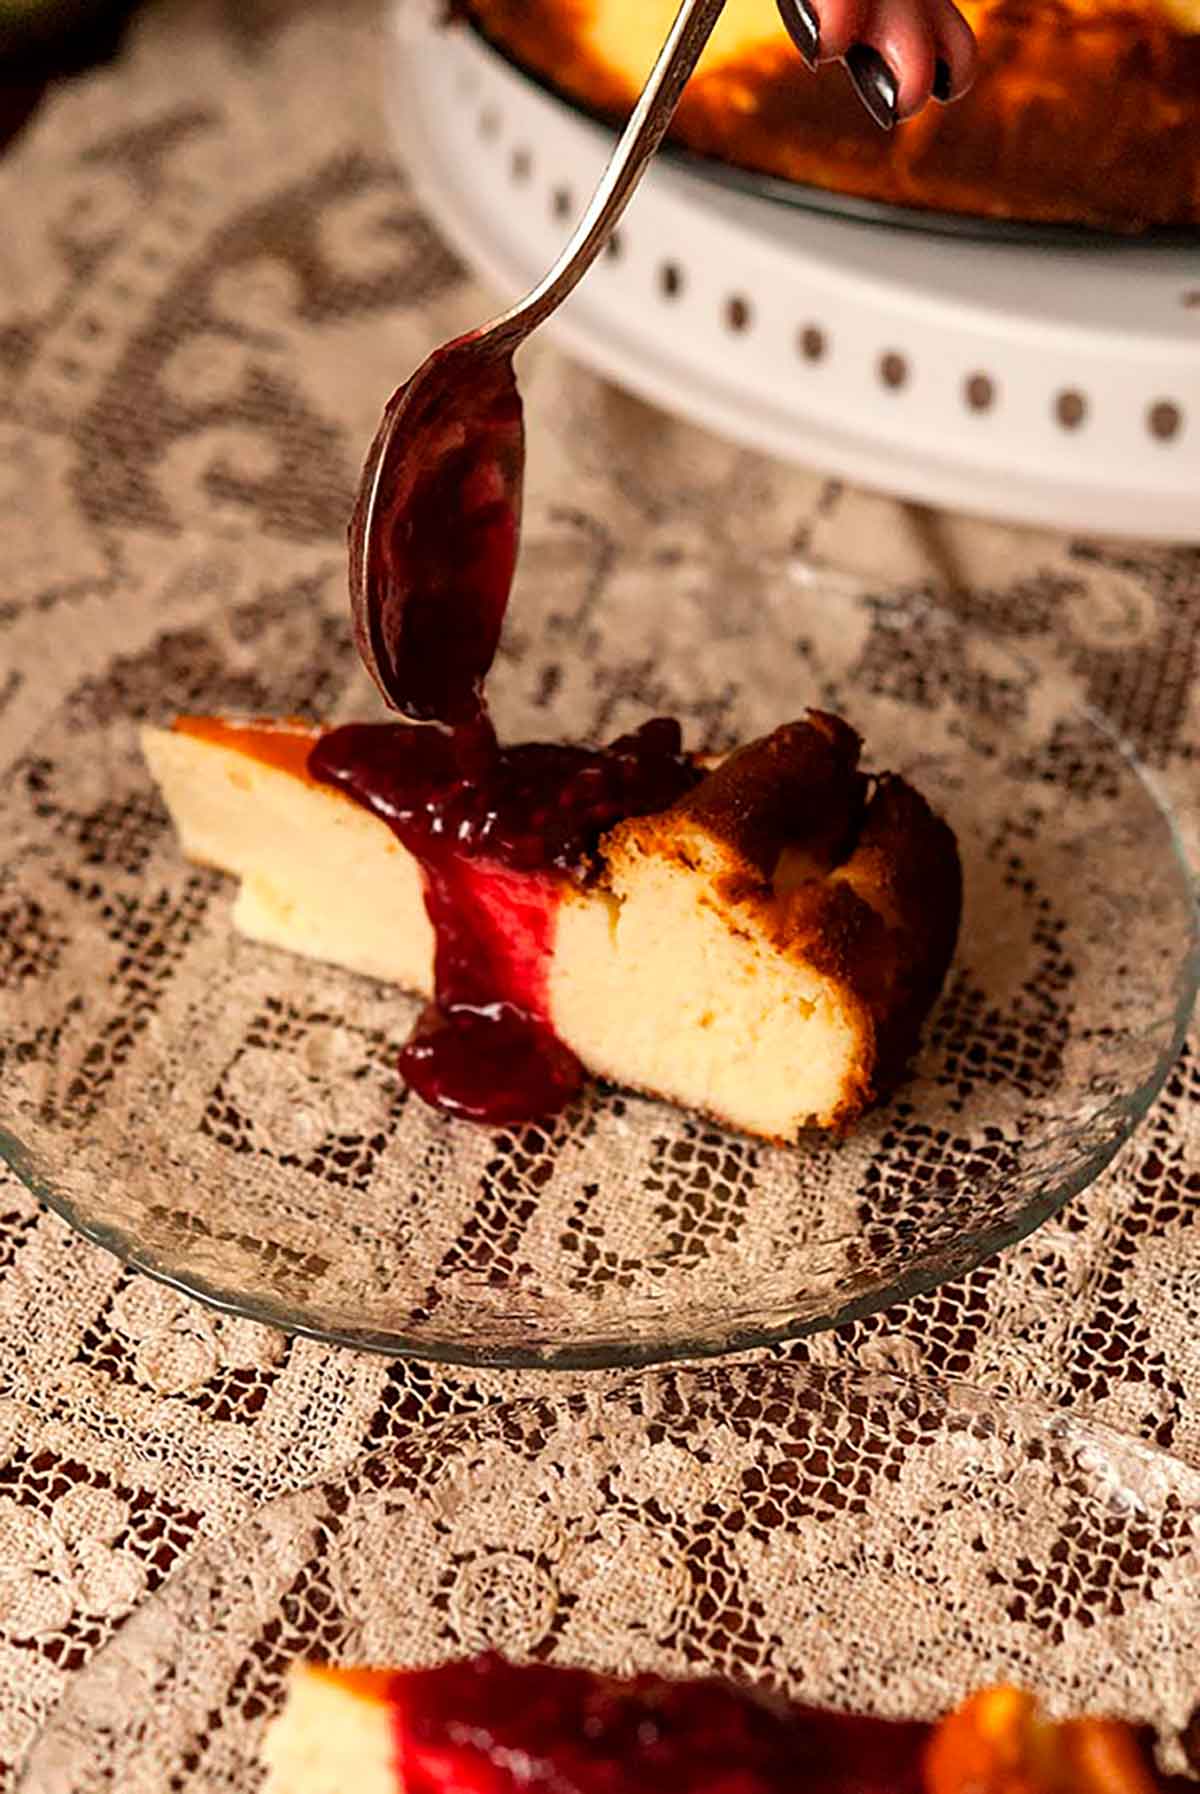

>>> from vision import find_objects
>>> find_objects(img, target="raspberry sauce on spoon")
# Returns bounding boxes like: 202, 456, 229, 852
309, 355, 698, 1125
305, 0, 761, 1125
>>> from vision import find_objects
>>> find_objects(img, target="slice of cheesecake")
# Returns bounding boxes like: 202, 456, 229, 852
259, 1652, 929, 1794
142, 710, 960, 1140
259, 1655, 1184, 1794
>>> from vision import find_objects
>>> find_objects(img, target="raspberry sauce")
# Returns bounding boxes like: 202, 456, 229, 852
305, 338, 704, 1125
347, 353, 525, 729
310, 717, 697, 1124
387, 1653, 930, 1794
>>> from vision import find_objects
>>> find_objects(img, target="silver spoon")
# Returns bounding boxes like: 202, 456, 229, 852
348, 0, 731, 730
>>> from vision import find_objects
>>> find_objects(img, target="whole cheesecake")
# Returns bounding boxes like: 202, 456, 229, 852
459, 0, 1200, 232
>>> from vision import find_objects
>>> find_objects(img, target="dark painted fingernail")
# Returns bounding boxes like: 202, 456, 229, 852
844, 43, 897, 129
932, 56, 953, 101
776, 0, 821, 68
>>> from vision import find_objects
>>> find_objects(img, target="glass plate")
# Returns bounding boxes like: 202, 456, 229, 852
19, 1363, 1200, 1792
0, 559, 1196, 1367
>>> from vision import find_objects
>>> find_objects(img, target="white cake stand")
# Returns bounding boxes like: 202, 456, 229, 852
388, 1, 1200, 541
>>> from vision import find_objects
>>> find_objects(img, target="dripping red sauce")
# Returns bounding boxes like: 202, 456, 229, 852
280, 347, 704, 1126
383, 1653, 930, 1794
308, 716, 698, 1124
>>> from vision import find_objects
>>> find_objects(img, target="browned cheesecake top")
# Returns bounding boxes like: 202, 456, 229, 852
461, 0, 1200, 231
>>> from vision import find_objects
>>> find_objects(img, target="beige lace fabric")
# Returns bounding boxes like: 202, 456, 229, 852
20, 1366, 1200, 1793
0, 0, 1197, 1784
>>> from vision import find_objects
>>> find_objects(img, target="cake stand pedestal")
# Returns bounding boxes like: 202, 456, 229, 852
388, 1, 1200, 542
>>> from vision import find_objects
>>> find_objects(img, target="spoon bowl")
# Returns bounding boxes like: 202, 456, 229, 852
349, 339, 525, 726
348, 0, 734, 728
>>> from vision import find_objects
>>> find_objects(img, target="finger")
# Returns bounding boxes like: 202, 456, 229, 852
861, 0, 937, 118
929, 0, 978, 99
804, 0, 873, 63
776, 0, 821, 66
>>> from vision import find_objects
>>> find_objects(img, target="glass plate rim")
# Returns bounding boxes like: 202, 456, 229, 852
3, 573, 1198, 1370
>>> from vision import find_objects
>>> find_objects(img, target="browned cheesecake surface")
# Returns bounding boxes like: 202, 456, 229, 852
461, 0, 1200, 232
173, 714, 323, 784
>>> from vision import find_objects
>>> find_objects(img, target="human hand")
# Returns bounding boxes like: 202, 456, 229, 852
776, 0, 978, 127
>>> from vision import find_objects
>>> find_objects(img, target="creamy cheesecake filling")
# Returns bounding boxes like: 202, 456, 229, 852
174, 713, 703, 1125
262, 1668, 401, 1794
551, 860, 863, 1137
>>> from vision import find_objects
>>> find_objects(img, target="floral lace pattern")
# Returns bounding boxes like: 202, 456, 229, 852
0, 0, 1196, 1785
19, 1366, 1200, 1792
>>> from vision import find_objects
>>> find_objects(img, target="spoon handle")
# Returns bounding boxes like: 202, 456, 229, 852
495, 0, 730, 341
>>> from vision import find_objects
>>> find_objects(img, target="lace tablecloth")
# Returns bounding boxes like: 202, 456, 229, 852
0, 0, 1197, 1782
